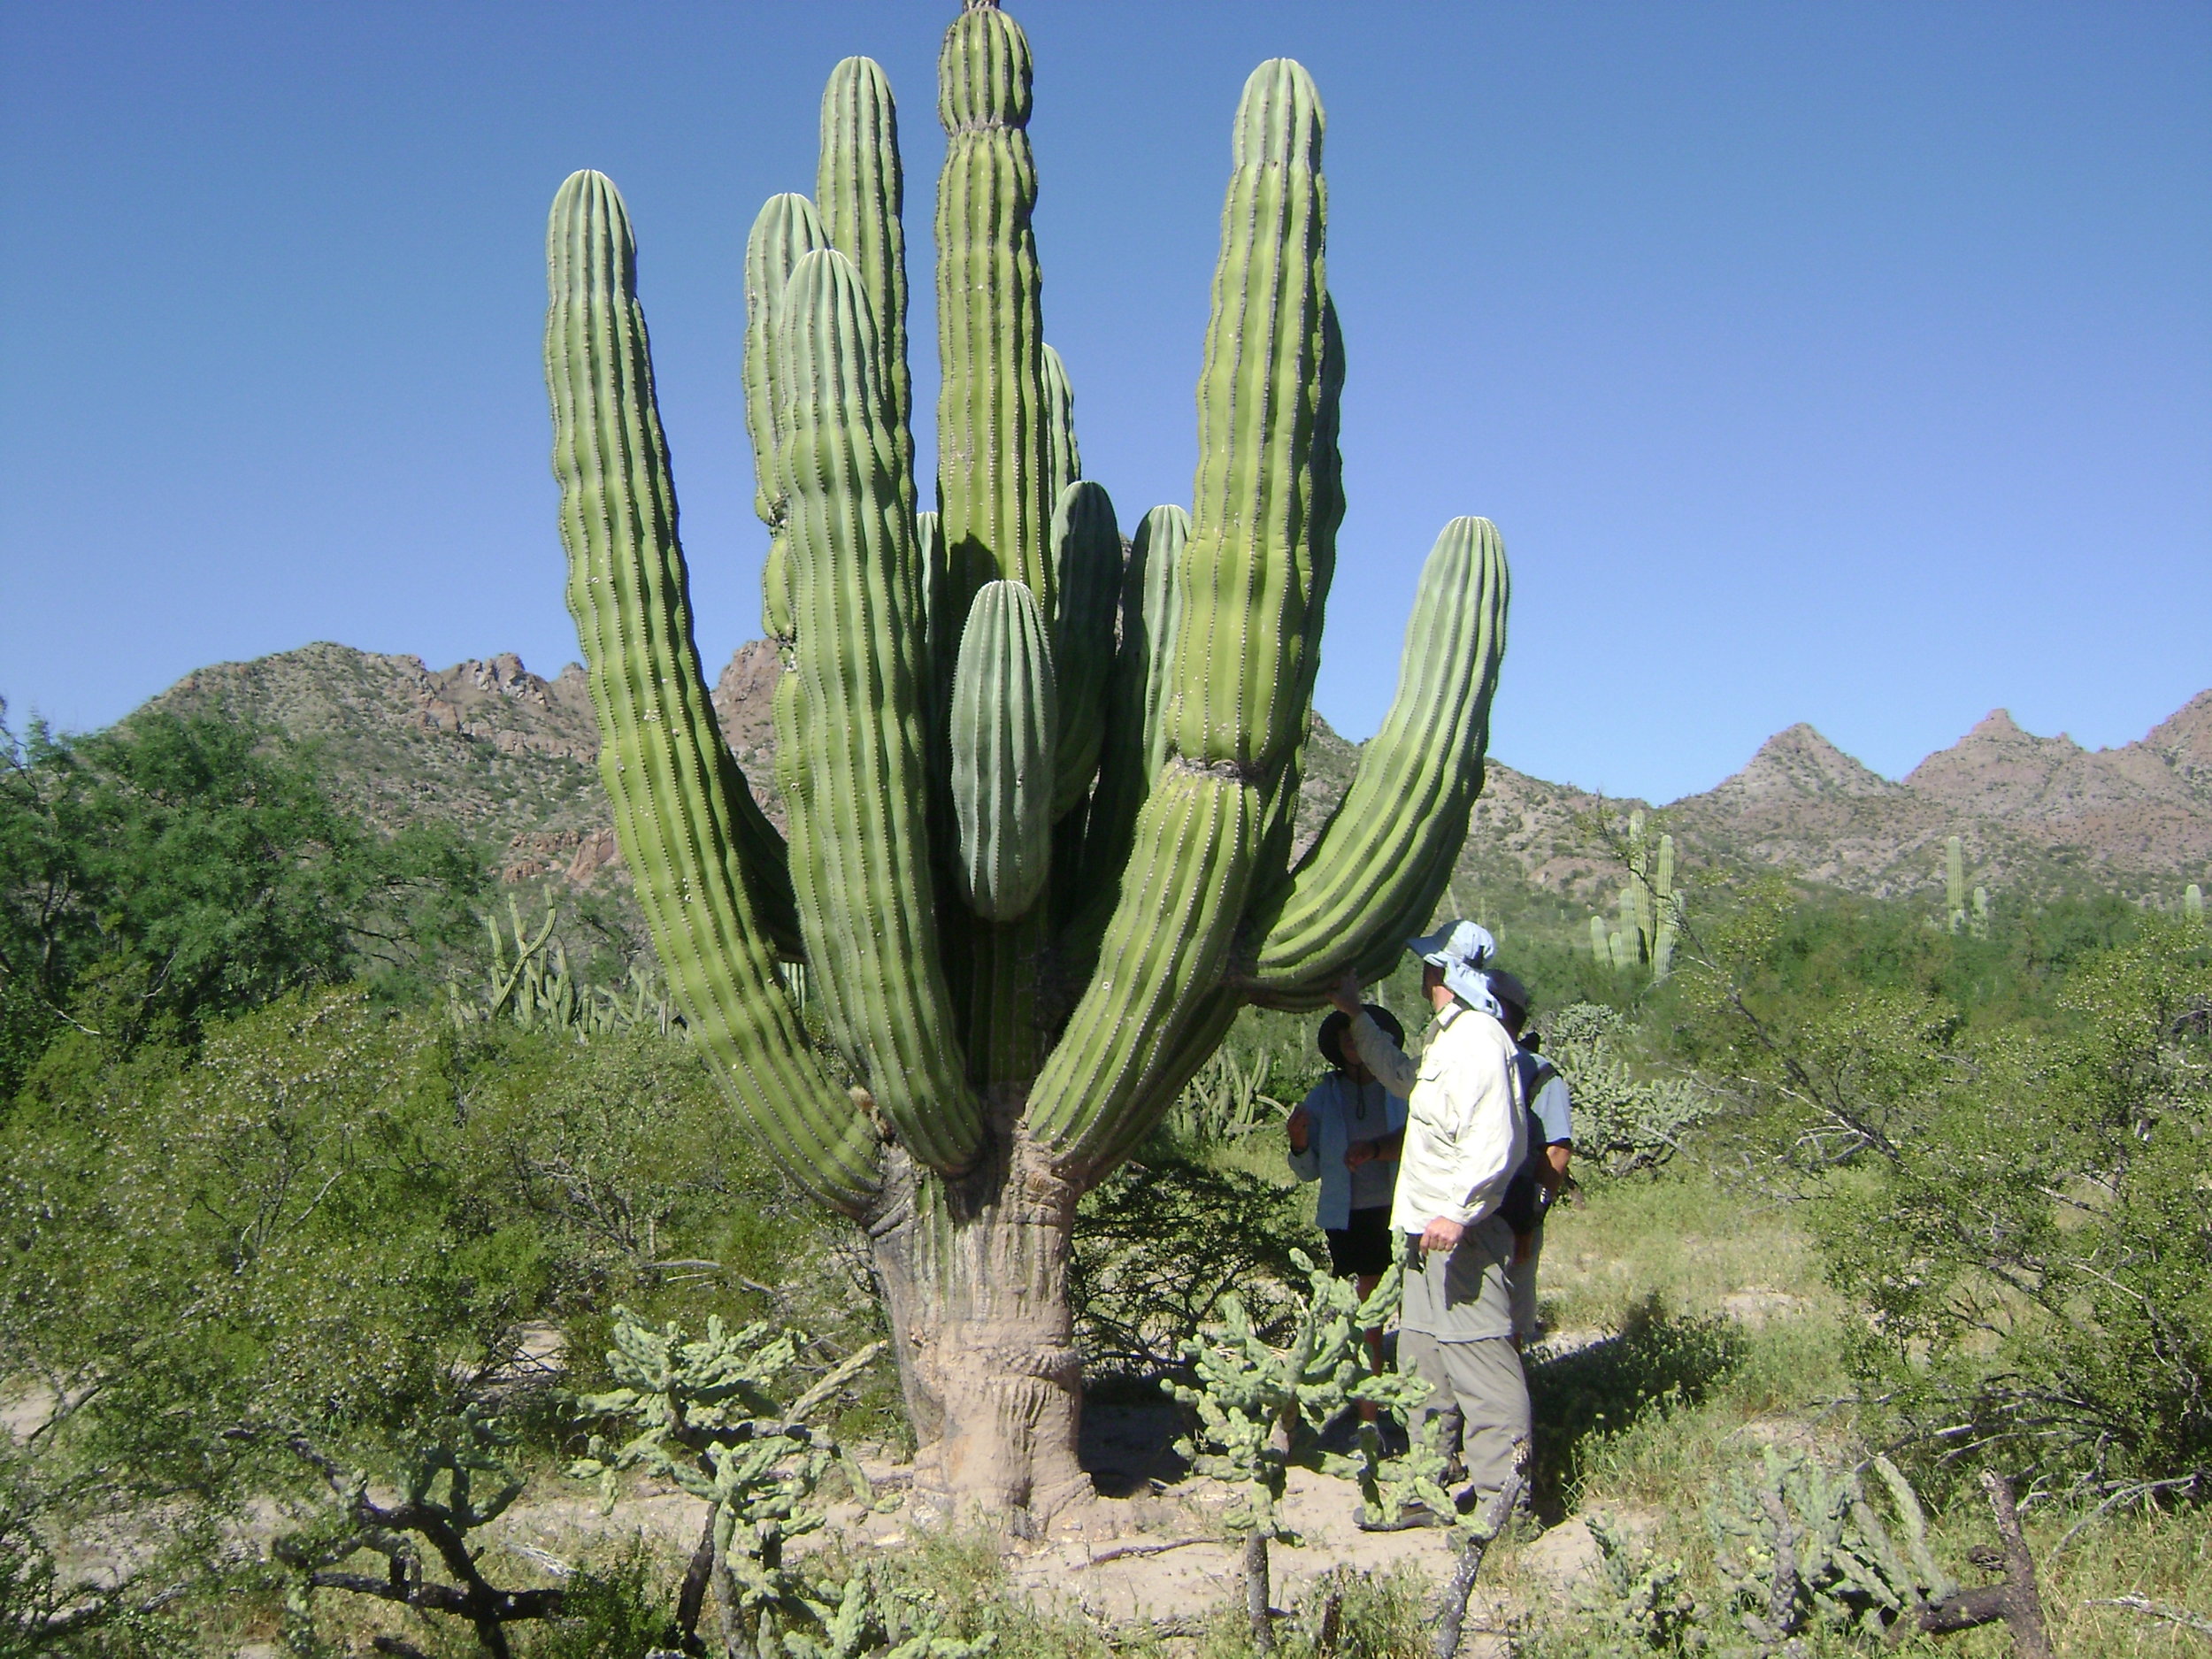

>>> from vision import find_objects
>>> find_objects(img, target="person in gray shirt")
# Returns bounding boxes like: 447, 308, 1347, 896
1487, 970, 1573, 1345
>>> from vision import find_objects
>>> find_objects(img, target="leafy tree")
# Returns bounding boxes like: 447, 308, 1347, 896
0, 705, 480, 1095
1666, 872, 2209, 1502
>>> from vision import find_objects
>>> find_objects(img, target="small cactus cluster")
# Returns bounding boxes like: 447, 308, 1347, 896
1943, 833, 1991, 938
447, 897, 678, 1038
1591, 811, 1680, 979
570, 1310, 982, 1658
1170, 1253, 1426, 1649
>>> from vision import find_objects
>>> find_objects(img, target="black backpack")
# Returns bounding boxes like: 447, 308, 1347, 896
1497, 1055, 1559, 1236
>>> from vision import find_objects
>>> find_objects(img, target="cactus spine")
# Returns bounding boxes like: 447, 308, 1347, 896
545, 7, 1510, 1523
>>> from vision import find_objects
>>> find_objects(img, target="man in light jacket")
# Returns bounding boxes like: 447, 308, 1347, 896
1330, 919, 1529, 1520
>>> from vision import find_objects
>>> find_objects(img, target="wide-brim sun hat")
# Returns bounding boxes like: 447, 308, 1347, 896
1318, 1003, 1407, 1068
1405, 919, 1502, 1015
1486, 968, 1532, 1021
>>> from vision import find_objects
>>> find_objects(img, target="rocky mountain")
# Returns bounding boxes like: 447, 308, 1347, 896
146, 641, 2210, 925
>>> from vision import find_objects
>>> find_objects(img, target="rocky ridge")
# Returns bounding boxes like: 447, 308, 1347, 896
148, 641, 2211, 916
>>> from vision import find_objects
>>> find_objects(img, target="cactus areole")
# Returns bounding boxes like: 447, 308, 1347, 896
544, 1, 1510, 1526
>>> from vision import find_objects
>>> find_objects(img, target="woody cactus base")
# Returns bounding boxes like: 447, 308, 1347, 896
546, 0, 1509, 1524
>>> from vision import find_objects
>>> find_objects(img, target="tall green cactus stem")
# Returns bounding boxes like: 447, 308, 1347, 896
818, 57, 914, 524
1048, 479, 1121, 817
2188, 883, 2205, 925
744, 194, 831, 643
772, 247, 981, 1174
546, 171, 872, 1210
1079, 503, 1188, 912
1945, 833, 1967, 935
1591, 913, 1612, 968
546, 8, 1514, 1524
936, 0, 1051, 616
1170, 59, 1329, 776
949, 580, 1056, 920
1650, 831, 1678, 979
1246, 518, 1508, 1000
1042, 342, 1080, 506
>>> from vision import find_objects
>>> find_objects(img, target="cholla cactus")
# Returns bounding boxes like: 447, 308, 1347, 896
572, 1309, 886, 1658
1707, 1448, 1955, 1649
544, 1, 1509, 1519
1570, 1514, 1704, 1656
1171, 1253, 1425, 1648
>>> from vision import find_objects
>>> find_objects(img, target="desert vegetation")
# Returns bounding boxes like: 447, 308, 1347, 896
2, 1, 2206, 1654
2, 695, 2206, 1656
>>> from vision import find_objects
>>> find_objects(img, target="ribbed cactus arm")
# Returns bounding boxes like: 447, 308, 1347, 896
818, 56, 914, 523
745, 194, 831, 644
1244, 517, 1510, 1004
1041, 342, 1080, 506
1048, 479, 1121, 818
1073, 503, 1188, 933
774, 246, 984, 1176
1168, 59, 1329, 777
1031, 60, 1331, 1172
949, 580, 1056, 920
545, 170, 876, 1213
935, 0, 1053, 619
1027, 771, 1258, 1167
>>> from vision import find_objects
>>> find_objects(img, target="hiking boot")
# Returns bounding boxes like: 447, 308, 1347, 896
1354, 1501, 1447, 1532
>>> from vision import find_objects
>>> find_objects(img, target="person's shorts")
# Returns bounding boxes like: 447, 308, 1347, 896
1325, 1205, 1394, 1278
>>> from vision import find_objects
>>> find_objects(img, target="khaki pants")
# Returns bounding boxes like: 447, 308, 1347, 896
1400, 1329, 1530, 1507
1507, 1225, 1542, 1344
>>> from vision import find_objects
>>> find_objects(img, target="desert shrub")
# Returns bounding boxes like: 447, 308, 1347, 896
1819, 920, 2211, 1502
1071, 1153, 1321, 1382
1540, 1003, 1713, 1178
0, 707, 480, 1094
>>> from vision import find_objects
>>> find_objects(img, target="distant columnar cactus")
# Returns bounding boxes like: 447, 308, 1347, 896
1593, 811, 1679, 979
544, 2, 1509, 1521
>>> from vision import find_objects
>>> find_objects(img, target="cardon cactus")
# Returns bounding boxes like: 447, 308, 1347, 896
544, 0, 1509, 1523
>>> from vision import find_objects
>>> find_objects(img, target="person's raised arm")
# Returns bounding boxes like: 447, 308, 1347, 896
1329, 971, 1417, 1097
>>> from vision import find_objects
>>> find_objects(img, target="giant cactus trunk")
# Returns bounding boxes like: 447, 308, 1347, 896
545, 0, 1512, 1525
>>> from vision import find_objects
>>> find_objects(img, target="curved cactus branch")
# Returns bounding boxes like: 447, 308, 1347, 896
545, 171, 872, 1211
1245, 516, 1509, 1005
1031, 59, 1329, 1168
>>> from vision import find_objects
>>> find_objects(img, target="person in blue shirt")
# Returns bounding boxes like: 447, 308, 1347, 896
1286, 1003, 1409, 1395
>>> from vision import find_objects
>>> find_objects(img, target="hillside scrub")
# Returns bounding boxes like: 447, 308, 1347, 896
1651, 876, 2211, 1507
0, 706, 481, 1097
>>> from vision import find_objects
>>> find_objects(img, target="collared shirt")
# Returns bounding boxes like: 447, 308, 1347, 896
1520, 1051, 1574, 1147
1348, 1001, 1526, 1233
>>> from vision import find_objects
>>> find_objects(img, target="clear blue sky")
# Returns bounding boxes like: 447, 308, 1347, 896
3, 1, 2206, 803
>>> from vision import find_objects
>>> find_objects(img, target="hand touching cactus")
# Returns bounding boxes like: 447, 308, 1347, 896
545, 0, 1511, 1523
